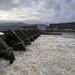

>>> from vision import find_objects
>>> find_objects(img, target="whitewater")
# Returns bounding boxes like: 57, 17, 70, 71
0, 34, 75, 75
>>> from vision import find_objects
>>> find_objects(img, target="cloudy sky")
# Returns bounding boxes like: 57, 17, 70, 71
0, 0, 75, 23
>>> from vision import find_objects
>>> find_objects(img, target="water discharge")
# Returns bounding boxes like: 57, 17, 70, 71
0, 34, 75, 75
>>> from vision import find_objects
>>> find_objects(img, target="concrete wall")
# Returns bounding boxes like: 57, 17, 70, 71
37, 25, 46, 33
37, 25, 46, 30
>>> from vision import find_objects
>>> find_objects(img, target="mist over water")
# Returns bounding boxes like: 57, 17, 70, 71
0, 34, 75, 75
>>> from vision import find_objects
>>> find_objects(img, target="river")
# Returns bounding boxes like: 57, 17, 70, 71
0, 34, 75, 75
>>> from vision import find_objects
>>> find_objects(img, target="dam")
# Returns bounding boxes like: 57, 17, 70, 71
0, 23, 75, 75
0, 34, 75, 75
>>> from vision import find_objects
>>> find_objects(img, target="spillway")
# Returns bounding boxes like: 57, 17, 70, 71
0, 34, 75, 75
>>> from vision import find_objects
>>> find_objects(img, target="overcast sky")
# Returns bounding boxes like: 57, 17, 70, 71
0, 0, 75, 23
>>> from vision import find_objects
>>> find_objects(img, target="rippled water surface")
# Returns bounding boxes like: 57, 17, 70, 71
0, 34, 75, 75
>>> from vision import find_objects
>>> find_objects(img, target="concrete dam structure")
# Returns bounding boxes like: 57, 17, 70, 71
0, 28, 41, 64
0, 23, 75, 75
0, 22, 75, 64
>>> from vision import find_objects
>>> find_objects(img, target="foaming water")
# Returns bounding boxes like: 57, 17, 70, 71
62, 32, 75, 38
0, 59, 9, 67
0, 34, 75, 75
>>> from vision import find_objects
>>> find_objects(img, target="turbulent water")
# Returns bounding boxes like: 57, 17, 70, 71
0, 34, 75, 75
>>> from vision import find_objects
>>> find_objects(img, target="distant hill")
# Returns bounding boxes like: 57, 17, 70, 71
0, 22, 29, 28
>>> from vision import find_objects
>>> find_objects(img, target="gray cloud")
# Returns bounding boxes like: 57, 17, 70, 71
0, 0, 17, 10
0, 0, 40, 10
0, 0, 75, 23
